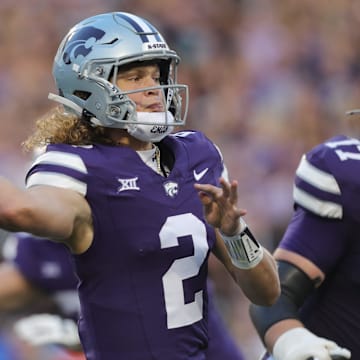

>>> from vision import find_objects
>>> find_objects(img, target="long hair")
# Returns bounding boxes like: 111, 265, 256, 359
23, 106, 117, 152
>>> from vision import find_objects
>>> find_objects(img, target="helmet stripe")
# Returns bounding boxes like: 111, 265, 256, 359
142, 20, 162, 42
116, 13, 162, 43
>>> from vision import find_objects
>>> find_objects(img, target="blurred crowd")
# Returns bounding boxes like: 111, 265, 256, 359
1, 0, 360, 358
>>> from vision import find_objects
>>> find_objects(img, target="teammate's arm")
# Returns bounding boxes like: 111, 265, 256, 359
250, 246, 351, 360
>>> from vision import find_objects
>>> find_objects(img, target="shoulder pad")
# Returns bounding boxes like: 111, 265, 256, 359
25, 145, 88, 195
294, 136, 360, 220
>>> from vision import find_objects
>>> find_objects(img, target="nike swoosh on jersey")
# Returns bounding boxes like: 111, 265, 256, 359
193, 168, 209, 181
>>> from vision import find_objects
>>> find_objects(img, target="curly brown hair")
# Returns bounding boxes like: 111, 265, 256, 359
22, 106, 116, 152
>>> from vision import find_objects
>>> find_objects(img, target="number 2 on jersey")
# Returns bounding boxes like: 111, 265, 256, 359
160, 213, 209, 329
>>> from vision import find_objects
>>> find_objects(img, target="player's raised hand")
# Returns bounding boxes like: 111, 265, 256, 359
194, 177, 246, 235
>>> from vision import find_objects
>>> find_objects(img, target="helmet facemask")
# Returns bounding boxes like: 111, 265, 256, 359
100, 58, 189, 128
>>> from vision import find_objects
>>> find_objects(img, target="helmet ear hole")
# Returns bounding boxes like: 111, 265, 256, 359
74, 91, 91, 100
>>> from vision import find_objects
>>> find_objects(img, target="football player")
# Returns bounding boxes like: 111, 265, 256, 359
249, 127, 360, 359
0, 12, 279, 359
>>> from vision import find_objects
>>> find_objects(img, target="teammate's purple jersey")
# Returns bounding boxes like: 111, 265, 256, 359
26, 131, 227, 360
279, 135, 360, 358
3, 233, 80, 319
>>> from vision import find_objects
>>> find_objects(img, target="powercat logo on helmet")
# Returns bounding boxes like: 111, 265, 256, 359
62, 26, 106, 65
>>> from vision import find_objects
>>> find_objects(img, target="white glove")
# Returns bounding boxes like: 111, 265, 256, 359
13, 313, 81, 348
272, 327, 351, 360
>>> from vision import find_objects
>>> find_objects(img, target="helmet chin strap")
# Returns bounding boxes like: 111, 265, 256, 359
48, 93, 83, 116
126, 111, 174, 142
346, 109, 360, 116
48, 93, 100, 125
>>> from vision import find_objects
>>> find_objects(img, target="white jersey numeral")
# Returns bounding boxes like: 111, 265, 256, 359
326, 138, 360, 161
160, 213, 209, 329
335, 148, 360, 161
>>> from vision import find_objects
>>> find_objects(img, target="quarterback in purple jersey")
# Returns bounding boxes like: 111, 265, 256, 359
250, 134, 360, 360
0, 11, 279, 360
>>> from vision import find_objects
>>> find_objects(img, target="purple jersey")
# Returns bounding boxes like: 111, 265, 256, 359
3, 233, 80, 319
279, 135, 360, 358
26, 131, 227, 360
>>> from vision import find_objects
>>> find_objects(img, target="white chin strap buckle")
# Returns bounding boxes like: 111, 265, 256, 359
48, 93, 83, 116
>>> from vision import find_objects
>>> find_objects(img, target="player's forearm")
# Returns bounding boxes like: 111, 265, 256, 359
0, 177, 79, 240
264, 318, 304, 352
0, 176, 30, 231
230, 248, 280, 306
217, 217, 280, 305
0, 177, 49, 234
215, 228, 280, 306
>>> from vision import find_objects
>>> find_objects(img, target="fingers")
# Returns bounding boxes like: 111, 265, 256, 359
219, 177, 238, 205
194, 177, 247, 217
197, 191, 212, 205
194, 182, 222, 199
329, 348, 352, 359
194, 177, 236, 201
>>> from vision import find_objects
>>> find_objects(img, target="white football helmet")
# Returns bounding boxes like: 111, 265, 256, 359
51, 12, 188, 129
